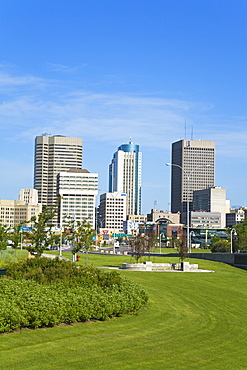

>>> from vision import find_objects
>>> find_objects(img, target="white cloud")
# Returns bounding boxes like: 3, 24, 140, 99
0, 70, 246, 158
47, 63, 85, 73
0, 72, 46, 88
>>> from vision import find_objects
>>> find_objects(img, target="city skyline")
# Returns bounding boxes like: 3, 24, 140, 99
0, 1, 246, 214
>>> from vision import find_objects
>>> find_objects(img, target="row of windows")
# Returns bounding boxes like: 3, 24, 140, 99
62, 195, 94, 199
60, 177, 97, 180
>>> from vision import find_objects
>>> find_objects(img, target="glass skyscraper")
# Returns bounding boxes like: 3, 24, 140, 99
109, 140, 142, 215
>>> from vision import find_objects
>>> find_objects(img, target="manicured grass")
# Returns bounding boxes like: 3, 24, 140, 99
1, 254, 247, 369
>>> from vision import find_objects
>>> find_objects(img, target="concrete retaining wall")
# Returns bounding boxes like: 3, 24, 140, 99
122, 261, 199, 271
190, 253, 235, 264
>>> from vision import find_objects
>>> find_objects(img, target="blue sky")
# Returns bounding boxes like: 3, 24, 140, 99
0, 0, 246, 213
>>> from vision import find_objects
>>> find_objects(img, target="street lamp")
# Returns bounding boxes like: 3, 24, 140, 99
59, 226, 63, 257
159, 233, 165, 254
189, 230, 195, 253
166, 162, 210, 253
20, 228, 23, 250
230, 228, 237, 253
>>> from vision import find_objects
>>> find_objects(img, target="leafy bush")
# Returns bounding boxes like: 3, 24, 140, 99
211, 240, 230, 253
6, 257, 124, 288
0, 258, 148, 333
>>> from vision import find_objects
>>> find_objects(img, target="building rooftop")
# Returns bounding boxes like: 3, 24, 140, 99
67, 168, 90, 173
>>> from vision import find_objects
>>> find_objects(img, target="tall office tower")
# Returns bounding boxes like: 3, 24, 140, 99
57, 169, 98, 228
109, 140, 142, 215
98, 192, 127, 232
170, 139, 215, 224
34, 135, 83, 208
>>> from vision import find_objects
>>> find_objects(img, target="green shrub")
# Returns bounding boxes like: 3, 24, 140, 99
211, 240, 230, 253
0, 258, 148, 333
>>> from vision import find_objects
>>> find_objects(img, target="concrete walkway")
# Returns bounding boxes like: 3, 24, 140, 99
42, 253, 71, 261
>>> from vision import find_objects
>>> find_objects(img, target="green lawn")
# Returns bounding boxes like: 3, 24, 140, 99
1, 254, 247, 369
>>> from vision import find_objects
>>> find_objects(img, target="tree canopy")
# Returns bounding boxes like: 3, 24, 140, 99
27, 205, 57, 257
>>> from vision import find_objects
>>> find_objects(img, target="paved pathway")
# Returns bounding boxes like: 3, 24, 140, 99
42, 253, 71, 261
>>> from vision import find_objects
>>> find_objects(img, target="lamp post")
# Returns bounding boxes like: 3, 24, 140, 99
189, 230, 195, 253
20, 228, 23, 250
166, 163, 190, 253
59, 227, 63, 257
205, 229, 208, 249
72, 214, 77, 262
230, 228, 237, 253
166, 163, 210, 254
95, 188, 104, 251
159, 233, 165, 254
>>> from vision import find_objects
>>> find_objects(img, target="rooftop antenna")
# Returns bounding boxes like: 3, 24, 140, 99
42, 132, 52, 137
191, 124, 194, 140
129, 137, 133, 144
184, 119, 187, 140
154, 200, 157, 209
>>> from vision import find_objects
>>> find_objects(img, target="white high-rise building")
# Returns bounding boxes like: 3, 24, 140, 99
19, 189, 39, 205
170, 139, 215, 224
193, 186, 227, 228
109, 140, 142, 215
57, 169, 98, 228
34, 135, 83, 208
98, 192, 127, 232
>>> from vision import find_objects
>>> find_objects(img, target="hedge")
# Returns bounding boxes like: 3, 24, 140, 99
0, 258, 148, 333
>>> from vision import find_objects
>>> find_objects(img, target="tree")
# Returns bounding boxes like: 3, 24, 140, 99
0, 223, 10, 251
173, 233, 188, 262
230, 220, 247, 252
76, 219, 95, 265
211, 240, 230, 253
63, 217, 79, 262
9, 223, 26, 250
210, 235, 221, 245
129, 233, 159, 262
129, 234, 146, 262
65, 218, 95, 264
27, 205, 57, 257
53, 229, 68, 251
145, 232, 158, 260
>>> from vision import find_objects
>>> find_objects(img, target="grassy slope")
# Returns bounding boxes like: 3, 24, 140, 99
1, 255, 247, 369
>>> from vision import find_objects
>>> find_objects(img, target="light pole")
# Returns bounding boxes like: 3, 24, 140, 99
205, 229, 208, 249
166, 163, 210, 253
72, 214, 77, 262
230, 228, 237, 253
159, 233, 165, 254
20, 228, 23, 250
189, 230, 195, 253
59, 226, 63, 257
95, 188, 104, 251
166, 163, 190, 253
